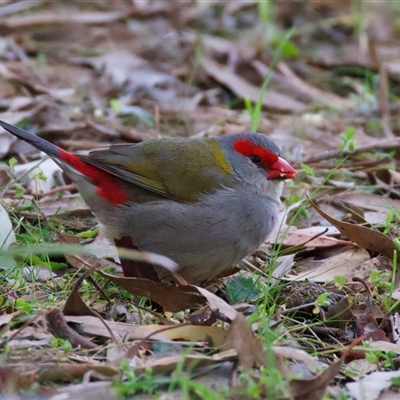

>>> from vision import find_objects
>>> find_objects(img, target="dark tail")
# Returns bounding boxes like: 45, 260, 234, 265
0, 120, 62, 159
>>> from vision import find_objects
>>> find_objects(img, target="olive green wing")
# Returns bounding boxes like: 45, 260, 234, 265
80, 138, 234, 202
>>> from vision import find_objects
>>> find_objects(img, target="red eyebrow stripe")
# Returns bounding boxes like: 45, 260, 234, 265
58, 150, 130, 205
233, 139, 278, 165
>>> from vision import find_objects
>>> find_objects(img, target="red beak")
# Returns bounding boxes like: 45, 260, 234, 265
267, 156, 296, 180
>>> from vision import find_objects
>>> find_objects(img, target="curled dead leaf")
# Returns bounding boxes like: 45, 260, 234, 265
101, 271, 205, 312
310, 198, 396, 259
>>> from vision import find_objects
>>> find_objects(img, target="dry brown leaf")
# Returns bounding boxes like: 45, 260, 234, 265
62, 242, 102, 316
275, 226, 349, 248
275, 61, 355, 109
312, 40, 400, 81
271, 254, 295, 284
194, 286, 239, 321
286, 247, 371, 282
60, 231, 182, 313
63, 284, 94, 317
114, 235, 161, 281
101, 271, 205, 312
346, 370, 400, 400
310, 199, 395, 259
354, 310, 390, 343
194, 286, 272, 371
332, 192, 400, 214
290, 360, 342, 400
134, 349, 238, 376
65, 315, 230, 349
55, 231, 88, 269
39, 195, 90, 218
226, 313, 267, 370
65, 316, 169, 341
11, 158, 59, 193
201, 58, 305, 113
272, 346, 319, 373
38, 364, 119, 383
364, 211, 392, 225
146, 324, 231, 349
0, 311, 19, 328
370, 341, 400, 353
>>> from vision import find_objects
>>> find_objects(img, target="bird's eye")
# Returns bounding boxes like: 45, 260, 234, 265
249, 155, 262, 164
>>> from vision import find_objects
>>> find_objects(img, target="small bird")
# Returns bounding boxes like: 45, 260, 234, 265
0, 120, 296, 283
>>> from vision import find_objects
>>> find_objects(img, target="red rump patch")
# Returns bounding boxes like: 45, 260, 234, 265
233, 139, 278, 167
58, 150, 129, 205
